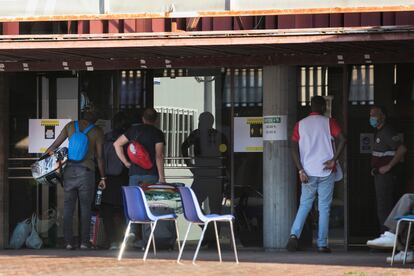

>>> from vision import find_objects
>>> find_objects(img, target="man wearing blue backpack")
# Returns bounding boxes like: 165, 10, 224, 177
46, 108, 106, 250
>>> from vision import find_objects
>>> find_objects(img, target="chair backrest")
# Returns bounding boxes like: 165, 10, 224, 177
178, 186, 205, 223
121, 186, 152, 222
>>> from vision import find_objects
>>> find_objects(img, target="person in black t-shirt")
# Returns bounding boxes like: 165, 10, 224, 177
114, 107, 166, 186
101, 112, 130, 250
113, 108, 165, 248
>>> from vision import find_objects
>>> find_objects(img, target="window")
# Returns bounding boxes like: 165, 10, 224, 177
348, 65, 374, 105
155, 107, 196, 166
299, 66, 328, 106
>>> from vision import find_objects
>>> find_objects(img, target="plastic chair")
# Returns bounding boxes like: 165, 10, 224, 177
176, 186, 239, 264
390, 215, 414, 265
118, 186, 180, 261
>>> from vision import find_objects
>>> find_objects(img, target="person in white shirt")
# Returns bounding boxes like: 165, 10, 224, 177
286, 96, 346, 253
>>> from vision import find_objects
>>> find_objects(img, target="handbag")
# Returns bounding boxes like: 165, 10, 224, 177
35, 208, 57, 234
25, 214, 43, 249
9, 218, 31, 249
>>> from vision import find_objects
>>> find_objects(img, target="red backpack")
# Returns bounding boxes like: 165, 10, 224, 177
127, 140, 153, 170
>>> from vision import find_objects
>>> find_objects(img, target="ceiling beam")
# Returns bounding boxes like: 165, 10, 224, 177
0, 27, 414, 50
1, 51, 414, 72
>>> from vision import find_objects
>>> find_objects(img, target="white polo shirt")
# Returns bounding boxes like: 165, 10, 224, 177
292, 113, 342, 177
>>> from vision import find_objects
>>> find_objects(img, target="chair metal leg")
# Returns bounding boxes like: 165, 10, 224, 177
229, 220, 239, 264
118, 221, 132, 261
177, 223, 192, 263
143, 221, 157, 262
213, 221, 222, 262
391, 220, 402, 266
174, 220, 181, 252
193, 222, 209, 264
403, 222, 412, 265
151, 222, 157, 256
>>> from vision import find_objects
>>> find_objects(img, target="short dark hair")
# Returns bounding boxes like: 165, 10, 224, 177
112, 112, 130, 132
310, 96, 326, 113
81, 110, 99, 123
371, 105, 388, 118
142, 108, 158, 123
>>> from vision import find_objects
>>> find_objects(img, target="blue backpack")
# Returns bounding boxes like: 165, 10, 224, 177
68, 121, 95, 162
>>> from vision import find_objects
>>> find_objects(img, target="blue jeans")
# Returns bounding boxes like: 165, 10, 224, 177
290, 173, 335, 247
128, 175, 159, 186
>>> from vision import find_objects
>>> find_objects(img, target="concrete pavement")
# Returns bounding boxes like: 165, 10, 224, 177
0, 248, 412, 276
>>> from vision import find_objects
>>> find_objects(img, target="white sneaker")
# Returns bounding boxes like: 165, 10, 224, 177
367, 231, 396, 249
386, 251, 414, 263
109, 243, 119, 250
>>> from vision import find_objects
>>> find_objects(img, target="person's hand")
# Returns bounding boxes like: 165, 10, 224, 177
98, 179, 106, 190
379, 164, 392, 174
299, 170, 309, 183
124, 161, 131, 169
323, 159, 336, 170
158, 177, 166, 184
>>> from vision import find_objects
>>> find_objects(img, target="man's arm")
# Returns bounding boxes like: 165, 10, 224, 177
113, 134, 131, 168
45, 128, 68, 155
155, 142, 165, 183
95, 136, 106, 189
323, 132, 346, 170
379, 144, 407, 174
291, 141, 308, 183
333, 132, 347, 161
181, 134, 193, 167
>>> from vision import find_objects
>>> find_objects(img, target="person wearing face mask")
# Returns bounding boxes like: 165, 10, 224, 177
369, 106, 407, 233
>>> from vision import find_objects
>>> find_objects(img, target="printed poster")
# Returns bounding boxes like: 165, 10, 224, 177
29, 119, 71, 153
234, 117, 263, 152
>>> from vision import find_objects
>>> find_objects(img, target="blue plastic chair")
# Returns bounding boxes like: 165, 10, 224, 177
118, 186, 180, 261
176, 186, 239, 264
390, 215, 414, 265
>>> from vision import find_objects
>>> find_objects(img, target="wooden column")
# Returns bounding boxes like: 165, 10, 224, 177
0, 73, 9, 248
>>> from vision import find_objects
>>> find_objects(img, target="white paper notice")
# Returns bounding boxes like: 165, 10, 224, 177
234, 117, 263, 152
29, 119, 71, 153
263, 115, 287, 141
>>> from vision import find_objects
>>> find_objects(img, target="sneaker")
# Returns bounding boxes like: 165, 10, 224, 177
65, 244, 75, 250
109, 243, 119, 250
286, 235, 299, 252
386, 251, 414, 263
80, 243, 94, 250
317, 246, 332, 253
133, 240, 144, 250
126, 233, 136, 244
367, 231, 395, 249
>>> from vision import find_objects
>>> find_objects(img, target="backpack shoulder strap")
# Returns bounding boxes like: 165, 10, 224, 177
83, 123, 95, 134
74, 121, 80, 132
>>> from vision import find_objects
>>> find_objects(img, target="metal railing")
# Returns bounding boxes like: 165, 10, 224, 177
156, 106, 197, 167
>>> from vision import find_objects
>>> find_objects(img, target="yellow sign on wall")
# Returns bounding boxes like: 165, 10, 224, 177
29, 119, 71, 153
